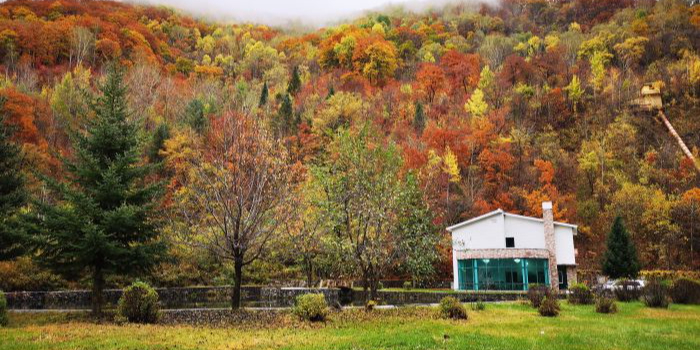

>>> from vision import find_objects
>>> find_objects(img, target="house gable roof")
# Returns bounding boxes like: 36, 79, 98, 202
446, 209, 578, 235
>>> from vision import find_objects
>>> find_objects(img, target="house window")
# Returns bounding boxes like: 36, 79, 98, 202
505, 237, 515, 248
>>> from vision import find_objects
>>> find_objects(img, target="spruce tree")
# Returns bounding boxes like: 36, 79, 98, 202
259, 81, 269, 107
413, 102, 425, 134
602, 217, 640, 279
287, 66, 301, 96
276, 93, 294, 136
148, 123, 170, 164
0, 97, 27, 259
185, 98, 207, 134
33, 65, 165, 317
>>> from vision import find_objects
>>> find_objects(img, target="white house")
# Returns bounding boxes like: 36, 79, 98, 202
447, 202, 577, 291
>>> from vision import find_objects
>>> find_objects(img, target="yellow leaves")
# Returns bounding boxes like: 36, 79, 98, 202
442, 148, 461, 184
613, 36, 649, 67
464, 88, 488, 118
313, 92, 366, 133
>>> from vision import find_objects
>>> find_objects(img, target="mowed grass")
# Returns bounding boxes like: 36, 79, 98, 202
1, 302, 699, 350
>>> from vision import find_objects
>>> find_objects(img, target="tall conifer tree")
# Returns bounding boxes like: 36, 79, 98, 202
259, 81, 269, 107
0, 97, 27, 259
602, 217, 640, 279
287, 66, 301, 96
33, 65, 165, 317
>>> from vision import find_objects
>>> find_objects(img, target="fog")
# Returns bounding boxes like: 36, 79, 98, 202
129, 0, 500, 27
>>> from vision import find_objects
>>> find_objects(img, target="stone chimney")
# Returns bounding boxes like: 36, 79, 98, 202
543, 201, 559, 291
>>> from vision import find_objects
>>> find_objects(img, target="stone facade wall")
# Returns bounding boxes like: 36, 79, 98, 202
542, 202, 559, 291
566, 266, 578, 286
454, 248, 549, 260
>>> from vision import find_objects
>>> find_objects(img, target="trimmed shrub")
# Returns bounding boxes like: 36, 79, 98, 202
0, 291, 8, 327
538, 296, 560, 317
568, 283, 594, 305
116, 281, 160, 324
595, 297, 618, 314
292, 293, 328, 322
669, 278, 700, 304
527, 284, 548, 308
642, 280, 669, 308
439, 296, 467, 320
614, 279, 641, 302
471, 299, 486, 311
365, 299, 377, 311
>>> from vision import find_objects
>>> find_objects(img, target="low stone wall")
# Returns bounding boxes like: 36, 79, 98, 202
5, 286, 527, 310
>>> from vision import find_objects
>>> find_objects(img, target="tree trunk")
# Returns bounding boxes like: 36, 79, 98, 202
305, 259, 313, 288
369, 275, 378, 302
231, 256, 244, 310
91, 267, 104, 319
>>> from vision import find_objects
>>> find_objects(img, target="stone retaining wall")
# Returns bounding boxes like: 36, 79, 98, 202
5, 286, 527, 310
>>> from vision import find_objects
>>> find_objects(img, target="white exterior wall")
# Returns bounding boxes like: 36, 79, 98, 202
504, 215, 546, 249
451, 214, 505, 250
554, 226, 576, 265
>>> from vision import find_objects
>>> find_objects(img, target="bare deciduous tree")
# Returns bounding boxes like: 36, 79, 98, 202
171, 114, 293, 309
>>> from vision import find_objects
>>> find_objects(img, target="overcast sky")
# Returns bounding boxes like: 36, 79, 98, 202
131, 0, 495, 26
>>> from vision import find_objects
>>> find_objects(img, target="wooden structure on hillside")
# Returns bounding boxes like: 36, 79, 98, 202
631, 84, 699, 172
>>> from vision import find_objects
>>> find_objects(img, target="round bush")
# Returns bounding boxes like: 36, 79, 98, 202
595, 297, 618, 314
439, 296, 467, 320
538, 296, 560, 317
365, 299, 377, 311
642, 280, 669, 308
614, 279, 642, 302
116, 281, 160, 324
292, 293, 328, 322
568, 283, 594, 305
527, 284, 548, 308
0, 291, 8, 327
403, 281, 412, 290
669, 278, 700, 304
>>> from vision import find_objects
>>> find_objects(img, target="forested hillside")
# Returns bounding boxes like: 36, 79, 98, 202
1, 0, 699, 291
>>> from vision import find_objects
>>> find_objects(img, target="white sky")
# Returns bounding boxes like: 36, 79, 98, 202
131, 0, 495, 26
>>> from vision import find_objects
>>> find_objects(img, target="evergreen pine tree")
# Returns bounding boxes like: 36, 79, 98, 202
276, 93, 294, 136
259, 81, 269, 107
185, 98, 207, 134
287, 66, 301, 96
413, 102, 425, 133
0, 97, 27, 259
33, 65, 165, 317
602, 217, 640, 279
326, 86, 335, 99
148, 123, 170, 164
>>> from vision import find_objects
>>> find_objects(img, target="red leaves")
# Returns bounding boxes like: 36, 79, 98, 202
440, 50, 481, 97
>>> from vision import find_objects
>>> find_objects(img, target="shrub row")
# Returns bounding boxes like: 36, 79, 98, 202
640, 270, 700, 281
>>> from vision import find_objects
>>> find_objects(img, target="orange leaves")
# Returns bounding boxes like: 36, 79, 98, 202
535, 159, 555, 185
416, 63, 445, 104
439, 50, 481, 96
0, 88, 43, 147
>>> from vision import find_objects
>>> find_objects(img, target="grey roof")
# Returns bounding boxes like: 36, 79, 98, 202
446, 209, 578, 234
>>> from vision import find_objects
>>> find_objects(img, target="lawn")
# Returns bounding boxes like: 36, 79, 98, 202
1, 302, 699, 350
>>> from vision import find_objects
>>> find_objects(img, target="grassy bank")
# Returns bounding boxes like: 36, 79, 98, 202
1, 302, 699, 350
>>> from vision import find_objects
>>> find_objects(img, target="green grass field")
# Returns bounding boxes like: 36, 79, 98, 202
2, 302, 699, 350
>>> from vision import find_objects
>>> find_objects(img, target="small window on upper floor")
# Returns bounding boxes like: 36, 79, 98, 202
505, 237, 515, 248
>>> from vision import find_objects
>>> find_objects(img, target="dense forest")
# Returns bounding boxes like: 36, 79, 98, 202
0, 0, 699, 295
